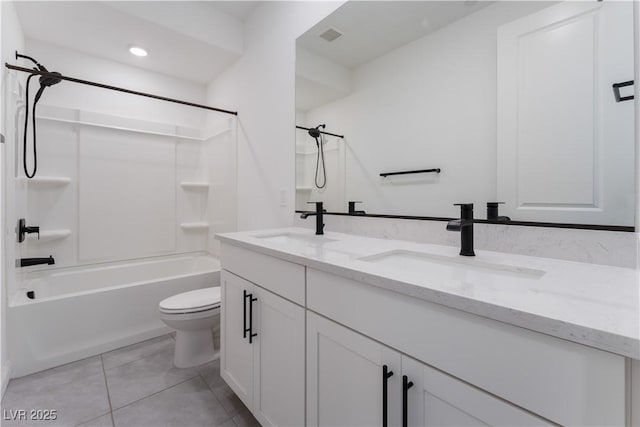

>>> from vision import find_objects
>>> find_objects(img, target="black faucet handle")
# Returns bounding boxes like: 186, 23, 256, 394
453, 203, 474, 208
348, 201, 365, 215
487, 202, 510, 221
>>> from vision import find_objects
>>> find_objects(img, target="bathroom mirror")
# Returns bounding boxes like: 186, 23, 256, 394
295, 1, 636, 228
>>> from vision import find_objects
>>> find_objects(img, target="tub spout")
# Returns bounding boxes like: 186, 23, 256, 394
19, 256, 54, 267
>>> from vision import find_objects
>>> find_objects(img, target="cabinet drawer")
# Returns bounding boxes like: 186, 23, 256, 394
307, 268, 625, 426
221, 243, 305, 305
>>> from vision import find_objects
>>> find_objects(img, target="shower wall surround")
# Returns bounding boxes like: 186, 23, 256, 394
295, 215, 639, 269
8, 40, 237, 277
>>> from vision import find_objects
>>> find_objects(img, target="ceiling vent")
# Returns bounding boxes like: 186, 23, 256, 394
319, 27, 343, 42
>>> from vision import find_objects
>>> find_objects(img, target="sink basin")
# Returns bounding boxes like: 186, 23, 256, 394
359, 250, 545, 280
255, 232, 337, 246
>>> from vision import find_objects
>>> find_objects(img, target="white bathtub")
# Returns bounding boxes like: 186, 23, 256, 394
8, 253, 220, 377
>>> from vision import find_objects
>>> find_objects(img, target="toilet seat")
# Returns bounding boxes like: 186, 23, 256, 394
159, 287, 221, 314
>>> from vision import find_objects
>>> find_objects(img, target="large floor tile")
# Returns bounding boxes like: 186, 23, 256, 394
102, 335, 174, 370
1, 372, 110, 427
211, 384, 247, 419
8, 356, 103, 391
195, 359, 225, 391
231, 406, 260, 427
104, 345, 198, 409
112, 377, 231, 427
76, 413, 114, 427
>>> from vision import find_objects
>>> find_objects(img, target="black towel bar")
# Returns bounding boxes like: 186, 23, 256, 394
380, 168, 441, 178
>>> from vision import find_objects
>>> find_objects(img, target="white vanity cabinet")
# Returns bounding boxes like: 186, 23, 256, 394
220, 245, 306, 427
307, 312, 551, 427
218, 235, 634, 427
307, 268, 626, 426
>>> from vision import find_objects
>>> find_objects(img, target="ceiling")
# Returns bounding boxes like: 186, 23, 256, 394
14, 1, 260, 84
297, 1, 493, 69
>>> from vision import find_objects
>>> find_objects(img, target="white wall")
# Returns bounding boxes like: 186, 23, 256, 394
303, 2, 557, 219
0, 0, 25, 397
24, 40, 207, 129
206, 1, 344, 231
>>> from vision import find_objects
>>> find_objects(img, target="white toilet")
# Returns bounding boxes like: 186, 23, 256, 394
159, 287, 221, 368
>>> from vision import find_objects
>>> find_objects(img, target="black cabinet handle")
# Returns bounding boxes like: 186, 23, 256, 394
248, 294, 258, 344
243, 290, 249, 339
382, 365, 394, 427
402, 375, 414, 427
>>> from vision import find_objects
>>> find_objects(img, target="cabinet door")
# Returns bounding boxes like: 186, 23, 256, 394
252, 286, 305, 427
220, 270, 254, 409
402, 356, 552, 427
307, 312, 402, 427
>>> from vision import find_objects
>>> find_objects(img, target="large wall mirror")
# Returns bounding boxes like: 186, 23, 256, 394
295, 1, 636, 229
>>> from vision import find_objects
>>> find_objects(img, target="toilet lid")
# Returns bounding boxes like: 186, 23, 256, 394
159, 287, 221, 313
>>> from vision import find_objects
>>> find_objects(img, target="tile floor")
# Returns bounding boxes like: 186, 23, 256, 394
1, 332, 260, 427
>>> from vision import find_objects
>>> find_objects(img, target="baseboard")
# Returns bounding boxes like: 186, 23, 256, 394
1, 360, 12, 400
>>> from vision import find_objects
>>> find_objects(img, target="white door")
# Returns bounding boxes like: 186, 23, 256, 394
402, 356, 552, 427
220, 270, 254, 410
306, 312, 402, 427
497, 1, 635, 226
252, 286, 305, 427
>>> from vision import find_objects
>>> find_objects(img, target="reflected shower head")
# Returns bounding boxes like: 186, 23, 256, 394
308, 124, 325, 139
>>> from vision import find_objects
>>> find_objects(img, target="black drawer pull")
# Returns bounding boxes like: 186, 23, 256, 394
382, 365, 394, 427
248, 294, 258, 344
243, 290, 249, 339
402, 375, 414, 427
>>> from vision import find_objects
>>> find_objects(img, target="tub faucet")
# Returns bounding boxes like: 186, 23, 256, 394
300, 201, 325, 235
19, 256, 55, 267
447, 203, 475, 256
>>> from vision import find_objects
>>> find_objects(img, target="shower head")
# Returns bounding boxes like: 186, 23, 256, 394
308, 124, 325, 139
38, 65, 62, 87
15, 51, 62, 100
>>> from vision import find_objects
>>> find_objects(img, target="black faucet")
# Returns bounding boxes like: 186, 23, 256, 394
447, 203, 475, 256
19, 256, 55, 267
348, 201, 366, 215
486, 202, 511, 221
300, 201, 325, 235
17, 218, 40, 242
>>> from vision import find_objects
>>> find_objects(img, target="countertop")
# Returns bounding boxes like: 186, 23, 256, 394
216, 228, 640, 359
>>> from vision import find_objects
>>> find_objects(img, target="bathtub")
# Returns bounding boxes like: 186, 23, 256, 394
8, 253, 220, 377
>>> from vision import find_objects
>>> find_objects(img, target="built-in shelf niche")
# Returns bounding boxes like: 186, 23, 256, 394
180, 181, 209, 191
27, 229, 71, 242
180, 222, 210, 231
22, 176, 71, 187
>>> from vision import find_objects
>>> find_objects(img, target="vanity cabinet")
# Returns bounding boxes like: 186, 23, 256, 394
219, 239, 631, 427
307, 268, 626, 426
307, 312, 551, 427
220, 245, 306, 427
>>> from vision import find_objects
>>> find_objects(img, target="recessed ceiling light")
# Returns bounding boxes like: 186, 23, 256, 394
129, 46, 148, 57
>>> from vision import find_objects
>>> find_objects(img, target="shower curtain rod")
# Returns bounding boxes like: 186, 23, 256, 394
296, 125, 344, 139
5, 63, 238, 116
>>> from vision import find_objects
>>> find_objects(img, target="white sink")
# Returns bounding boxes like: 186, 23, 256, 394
359, 250, 545, 280
255, 232, 337, 246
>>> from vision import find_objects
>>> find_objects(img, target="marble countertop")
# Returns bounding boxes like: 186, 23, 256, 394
216, 228, 640, 359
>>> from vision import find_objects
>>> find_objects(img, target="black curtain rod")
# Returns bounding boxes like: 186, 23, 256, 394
296, 125, 344, 139
5, 63, 238, 116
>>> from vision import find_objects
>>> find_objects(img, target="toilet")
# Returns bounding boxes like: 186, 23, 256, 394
159, 287, 221, 368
